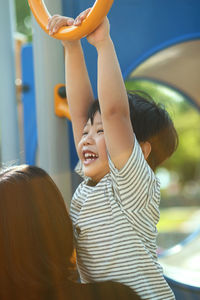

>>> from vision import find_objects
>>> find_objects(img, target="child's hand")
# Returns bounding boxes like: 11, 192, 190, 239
74, 9, 110, 48
47, 15, 79, 47
47, 15, 74, 35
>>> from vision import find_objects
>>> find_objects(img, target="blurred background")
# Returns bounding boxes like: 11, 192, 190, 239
1, 1, 200, 297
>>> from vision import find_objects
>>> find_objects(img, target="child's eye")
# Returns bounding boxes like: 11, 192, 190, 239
82, 131, 88, 136
97, 129, 104, 134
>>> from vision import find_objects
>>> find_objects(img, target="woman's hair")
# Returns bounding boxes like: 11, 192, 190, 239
0, 165, 73, 298
87, 91, 178, 170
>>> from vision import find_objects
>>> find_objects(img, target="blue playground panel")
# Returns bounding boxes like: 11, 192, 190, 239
21, 45, 79, 169
63, 0, 200, 95
21, 44, 37, 165
67, 120, 79, 170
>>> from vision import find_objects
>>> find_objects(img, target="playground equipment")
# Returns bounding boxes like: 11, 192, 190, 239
54, 84, 71, 120
159, 228, 200, 299
28, 0, 114, 40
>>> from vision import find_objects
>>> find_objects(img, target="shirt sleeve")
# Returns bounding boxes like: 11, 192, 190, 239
108, 136, 160, 212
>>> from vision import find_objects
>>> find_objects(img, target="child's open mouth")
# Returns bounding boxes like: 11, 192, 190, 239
83, 151, 98, 165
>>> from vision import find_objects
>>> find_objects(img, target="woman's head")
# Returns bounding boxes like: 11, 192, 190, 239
0, 165, 73, 295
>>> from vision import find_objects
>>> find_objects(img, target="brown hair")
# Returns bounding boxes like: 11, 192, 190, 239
0, 165, 73, 299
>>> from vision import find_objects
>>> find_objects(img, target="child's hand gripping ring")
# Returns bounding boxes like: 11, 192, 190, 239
28, 0, 114, 40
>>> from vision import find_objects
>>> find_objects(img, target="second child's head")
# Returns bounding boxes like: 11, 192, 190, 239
78, 92, 178, 181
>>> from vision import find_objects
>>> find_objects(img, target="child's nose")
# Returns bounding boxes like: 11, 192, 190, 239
83, 134, 94, 145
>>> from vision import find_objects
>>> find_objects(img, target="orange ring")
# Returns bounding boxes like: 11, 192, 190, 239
28, 0, 114, 40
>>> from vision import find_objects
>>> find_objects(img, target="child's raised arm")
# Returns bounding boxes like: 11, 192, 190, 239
86, 18, 135, 170
48, 14, 94, 149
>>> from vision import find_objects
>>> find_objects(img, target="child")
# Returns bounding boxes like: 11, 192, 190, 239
48, 11, 177, 300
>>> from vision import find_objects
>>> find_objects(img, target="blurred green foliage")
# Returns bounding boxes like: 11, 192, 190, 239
158, 207, 197, 232
14, 0, 32, 40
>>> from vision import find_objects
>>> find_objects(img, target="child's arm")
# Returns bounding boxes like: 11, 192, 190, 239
86, 18, 135, 170
48, 14, 94, 149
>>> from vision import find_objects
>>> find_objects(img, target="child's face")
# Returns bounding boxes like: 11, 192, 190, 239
77, 112, 109, 182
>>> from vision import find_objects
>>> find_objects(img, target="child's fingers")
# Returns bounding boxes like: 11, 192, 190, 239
47, 16, 74, 35
47, 15, 59, 31
74, 8, 91, 26
79, 8, 91, 20
47, 15, 61, 34
66, 18, 75, 26
52, 17, 74, 34
74, 16, 81, 26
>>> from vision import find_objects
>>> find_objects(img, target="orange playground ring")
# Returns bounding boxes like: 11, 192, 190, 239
28, 0, 114, 40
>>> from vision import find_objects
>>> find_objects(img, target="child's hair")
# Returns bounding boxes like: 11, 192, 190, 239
87, 91, 178, 170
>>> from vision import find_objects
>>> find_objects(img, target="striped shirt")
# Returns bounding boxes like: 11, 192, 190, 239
70, 138, 175, 300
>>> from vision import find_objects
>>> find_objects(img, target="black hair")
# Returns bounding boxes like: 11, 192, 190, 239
87, 91, 178, 170
87, 100, 101, 125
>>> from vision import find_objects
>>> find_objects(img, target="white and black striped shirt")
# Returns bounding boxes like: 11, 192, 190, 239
70, 138, 175, 300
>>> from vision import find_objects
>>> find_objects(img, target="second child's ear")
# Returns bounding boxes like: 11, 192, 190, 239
140, 141, 151, 160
